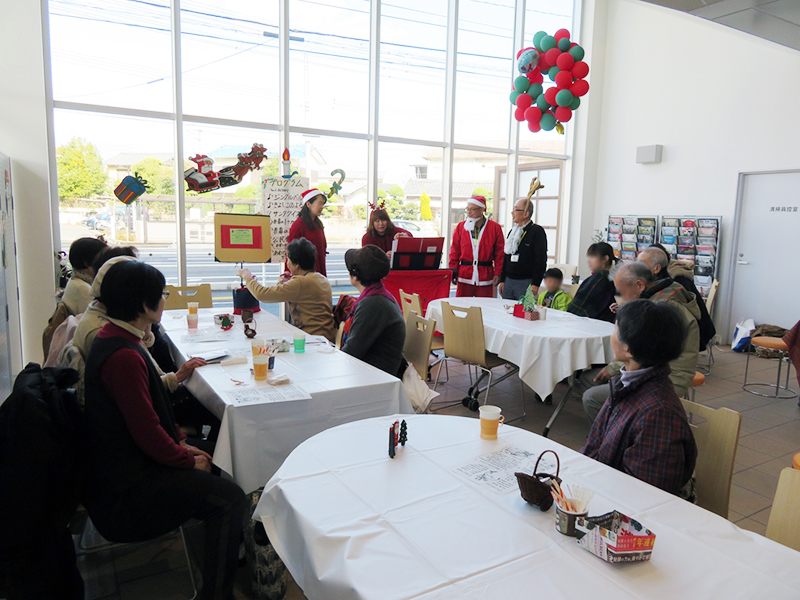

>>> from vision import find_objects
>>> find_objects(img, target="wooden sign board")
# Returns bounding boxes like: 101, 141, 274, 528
214, 213, 272, 263
261, 176, 308, 264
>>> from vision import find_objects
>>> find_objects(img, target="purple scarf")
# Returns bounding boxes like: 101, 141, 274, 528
356, 282, 397, 306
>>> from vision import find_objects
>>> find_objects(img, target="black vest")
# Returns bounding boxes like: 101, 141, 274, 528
83, 333, 180, 504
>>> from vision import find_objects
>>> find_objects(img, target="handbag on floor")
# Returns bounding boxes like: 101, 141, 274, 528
732, 318, 755, 353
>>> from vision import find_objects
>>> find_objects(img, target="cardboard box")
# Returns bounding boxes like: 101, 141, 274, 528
575, 511, 656, 564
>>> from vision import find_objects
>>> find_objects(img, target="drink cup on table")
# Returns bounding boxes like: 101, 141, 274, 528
187, 302, 199, 315
253, 355, 269, 381
479, 405, 504, 440
293, 332, 306, 353
251, 339, 267, 357
187, 314, 199, 330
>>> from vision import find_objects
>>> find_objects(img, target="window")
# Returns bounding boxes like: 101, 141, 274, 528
415, 165, 428, 179
450, 148, 508, 237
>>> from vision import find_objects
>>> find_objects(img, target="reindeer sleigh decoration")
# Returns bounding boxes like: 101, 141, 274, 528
184, 143, 266, 193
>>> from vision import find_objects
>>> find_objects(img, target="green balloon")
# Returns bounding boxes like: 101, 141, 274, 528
536, 93, 550, 112
548, 66, 560, 81
514, 76, 530, 92
569, 45, 585, 61
540, 35, 557, 52
533, 31, 548, 50
569, 96, 581, 110
558, 37, 571, 51
528, 83, 543, 98
556, 89, 574, 107
509, 90, 522, 105
540, 112, 556, 131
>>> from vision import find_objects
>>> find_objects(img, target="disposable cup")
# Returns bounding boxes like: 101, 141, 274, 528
251, 339, 267, 356
293, 333, 306, 353
555, 505, 588, 537
479, 405, 504, 440
187, 302, 199, 315
253, 355, 269, 381
187, 314, 199, 330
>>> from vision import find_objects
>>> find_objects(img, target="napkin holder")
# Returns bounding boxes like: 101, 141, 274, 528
575, 511, 656, 563
514, 450, 561, 511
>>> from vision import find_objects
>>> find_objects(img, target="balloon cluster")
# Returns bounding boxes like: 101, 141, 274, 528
510, 29, 589, 133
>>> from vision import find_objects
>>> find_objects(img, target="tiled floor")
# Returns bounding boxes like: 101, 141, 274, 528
76, 346, 799, 599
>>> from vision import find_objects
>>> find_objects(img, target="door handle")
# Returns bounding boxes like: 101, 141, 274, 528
737, 260, 749, 265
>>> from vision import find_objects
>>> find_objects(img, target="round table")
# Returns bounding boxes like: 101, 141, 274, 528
255, 414, 800, 600
426, 297, 614, 399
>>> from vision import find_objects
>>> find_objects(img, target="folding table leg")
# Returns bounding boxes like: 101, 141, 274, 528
542, 383, 574, 438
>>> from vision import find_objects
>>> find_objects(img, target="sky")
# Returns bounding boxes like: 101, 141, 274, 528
49, 0, 574, 184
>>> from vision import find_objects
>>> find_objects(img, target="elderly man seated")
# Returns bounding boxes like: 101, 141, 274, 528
638, 246, 716, 352
578, 261, 701, 423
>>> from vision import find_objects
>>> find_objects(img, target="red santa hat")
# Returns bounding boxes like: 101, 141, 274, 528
466, 195, 487, 209
302, 188, 326, 203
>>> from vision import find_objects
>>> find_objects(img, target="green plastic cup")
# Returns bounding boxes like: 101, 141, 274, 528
293, 332, 306, 353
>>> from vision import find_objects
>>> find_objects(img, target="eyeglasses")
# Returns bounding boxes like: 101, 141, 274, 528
513, 208, 526, 212
162, 290, 171, 299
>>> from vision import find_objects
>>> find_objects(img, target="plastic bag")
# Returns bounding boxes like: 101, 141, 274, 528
732, 318, 755, 353
402, 363, 439, 414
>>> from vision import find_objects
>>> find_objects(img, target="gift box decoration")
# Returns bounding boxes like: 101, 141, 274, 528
575, 510, 656, 564
114, 172, 149, 205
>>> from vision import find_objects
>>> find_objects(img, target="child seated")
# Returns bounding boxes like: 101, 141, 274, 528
567, 242, 618, 322
582, 299, 697, 498
535, 268, 572, 311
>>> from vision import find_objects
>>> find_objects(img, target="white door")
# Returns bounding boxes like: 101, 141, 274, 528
728, 171, 800, 337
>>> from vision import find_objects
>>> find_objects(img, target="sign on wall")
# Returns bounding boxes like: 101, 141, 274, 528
214, 213, 272, 263
261, 176, 309, 264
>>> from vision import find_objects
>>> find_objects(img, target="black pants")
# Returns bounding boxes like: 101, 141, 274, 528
88, 468, 245, 600
0, 528, 84, 600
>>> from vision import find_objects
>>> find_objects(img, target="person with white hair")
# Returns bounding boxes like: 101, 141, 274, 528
448, 195, 505, 297
498, 196, 548, 301
578, 260, 701, 423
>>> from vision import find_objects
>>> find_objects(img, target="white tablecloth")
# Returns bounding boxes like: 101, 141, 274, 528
161, 308, 412, 492
426, 297, 614, 398
256, 414, 800, 600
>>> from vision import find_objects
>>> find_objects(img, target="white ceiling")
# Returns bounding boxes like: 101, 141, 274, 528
643, 0, 800, 51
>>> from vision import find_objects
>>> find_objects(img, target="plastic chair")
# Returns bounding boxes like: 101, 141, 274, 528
766, 468, 800, 552
164, 284, 213, 310
793, 453, 800, 471
399, 289, 447, 383
402, 312, 436, 385
742, 337, 797, 399
681, 399, 741, 518
434, 302, 525, 419
686, 371, 705, 403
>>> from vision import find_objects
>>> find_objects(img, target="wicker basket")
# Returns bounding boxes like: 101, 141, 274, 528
515, 450, 561, 511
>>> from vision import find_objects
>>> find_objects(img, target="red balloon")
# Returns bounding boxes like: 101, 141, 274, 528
570, 42, 578, 48
516, 93, 533, 110
556, 52, 575, 71
571, 79, 590, 97
554, 29, 570, 41
537, 57, 550, 72
516, 46, 534, 60
514, 107, 526, 122
528, 121, 542, 133
545, 48, 561, 66
544, 87, 558, 105
555, 106, 572, 122
524, 106, 542, 123
555, 70, 573, 89
526, 70, 543, 84
571, 61, 589, 79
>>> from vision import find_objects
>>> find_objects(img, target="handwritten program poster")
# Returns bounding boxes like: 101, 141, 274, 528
261, 176, 308, 264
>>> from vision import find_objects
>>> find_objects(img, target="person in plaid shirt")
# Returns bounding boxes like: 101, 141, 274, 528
582, 300, 697, 497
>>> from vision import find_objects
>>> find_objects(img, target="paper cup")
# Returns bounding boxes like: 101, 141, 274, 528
479, 405, 505, 440
187, 302, 199, 315
187, 314, 199, 330
293, 333, 306, 353
253, 355, 269, 381
251, 339, 267, 356
555, 505, 588, 537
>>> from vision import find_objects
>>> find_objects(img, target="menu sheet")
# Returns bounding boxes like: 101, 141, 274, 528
181, 331, 233, 343
225, 384, 312, 406
453, 446, 560, 494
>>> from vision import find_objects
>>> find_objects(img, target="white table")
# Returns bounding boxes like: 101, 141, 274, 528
161, 308, 413, 492
427, 297, 614, 400
256, 414, 800, 600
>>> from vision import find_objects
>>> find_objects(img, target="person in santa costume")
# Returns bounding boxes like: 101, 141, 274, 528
448, 196, 505, 297
286, 188, 328, 277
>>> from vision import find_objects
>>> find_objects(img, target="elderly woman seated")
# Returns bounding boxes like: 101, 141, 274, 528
83, 260, 244, 600
238, 238, 335, 342
582, 299, 697, 498
341, 245, 406, 377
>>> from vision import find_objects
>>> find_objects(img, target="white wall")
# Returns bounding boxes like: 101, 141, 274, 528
573, 0, 800, 289
0, 0, 58, 366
